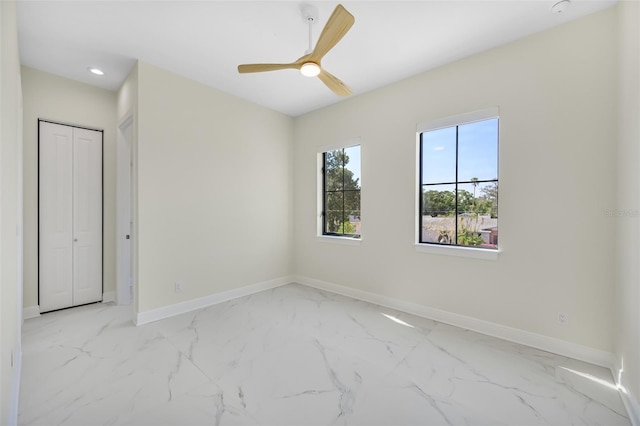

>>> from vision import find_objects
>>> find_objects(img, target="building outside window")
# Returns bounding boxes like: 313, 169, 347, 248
322, 145, 361, 238
418, 110, 498, 249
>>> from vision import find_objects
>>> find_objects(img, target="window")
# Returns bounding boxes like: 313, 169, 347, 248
418, 110, 498, 250
322, 145, 361, 238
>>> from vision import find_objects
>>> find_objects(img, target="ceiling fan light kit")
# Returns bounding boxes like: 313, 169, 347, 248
237, 4, 355, 97
300, 62, 321, 77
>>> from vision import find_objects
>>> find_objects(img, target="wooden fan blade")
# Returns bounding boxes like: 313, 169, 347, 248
318, 69, 352, 97
309, 4, 354, 63
237, 63, 299, 73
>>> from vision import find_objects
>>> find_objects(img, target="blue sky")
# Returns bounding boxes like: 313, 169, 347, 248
340, 119, 496, 193
421, 118, 498, 189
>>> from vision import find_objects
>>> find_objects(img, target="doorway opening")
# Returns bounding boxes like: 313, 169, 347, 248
116, 116, 134, 306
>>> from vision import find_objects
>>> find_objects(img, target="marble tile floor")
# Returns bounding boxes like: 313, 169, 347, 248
20, 283, 629, 426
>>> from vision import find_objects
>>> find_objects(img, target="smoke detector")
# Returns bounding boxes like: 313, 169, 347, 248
551, 0, 571, 14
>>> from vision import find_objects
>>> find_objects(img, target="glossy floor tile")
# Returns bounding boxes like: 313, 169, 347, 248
20, 283, 629, 425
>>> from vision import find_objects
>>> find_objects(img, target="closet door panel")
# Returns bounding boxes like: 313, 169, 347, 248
39, 122, 74, 312
73, 128, 103, 305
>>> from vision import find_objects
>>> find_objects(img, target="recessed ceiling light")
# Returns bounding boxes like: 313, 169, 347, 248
88, 67, 104, 76
551, 0, 571, 14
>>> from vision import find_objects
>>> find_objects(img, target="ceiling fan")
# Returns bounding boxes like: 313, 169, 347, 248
237, 4, 355, 97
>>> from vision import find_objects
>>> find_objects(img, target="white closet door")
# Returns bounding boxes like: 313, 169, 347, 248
39, 122, 74, 312
39, 122, 103, 312
72, 127, 103, 306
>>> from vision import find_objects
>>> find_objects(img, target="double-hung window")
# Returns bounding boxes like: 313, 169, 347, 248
321, 145, 361, 238
418, 109, 499, 250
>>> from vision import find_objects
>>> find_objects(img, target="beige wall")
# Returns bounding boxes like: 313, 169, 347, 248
1, 1, 23, 423
293, 8, 618, 352
6, 2, 638, 420
22, 67, 117, 309
615, 0, 640, 416
134, 62, 293, 312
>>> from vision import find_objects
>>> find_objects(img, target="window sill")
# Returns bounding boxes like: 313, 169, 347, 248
316, 235, 362, 246
415, 243, 500, 261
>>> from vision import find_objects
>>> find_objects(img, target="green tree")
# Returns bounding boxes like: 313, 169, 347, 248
470, 177, 479, 197
337, 221, 356, 234
472, 198, 492, 216
325, 149, 360, 234
479, 182, 498, 218
457, 189, 475, 213
458, 213, 484, 246
423, 186, 496, 217
423, 189, 455, 216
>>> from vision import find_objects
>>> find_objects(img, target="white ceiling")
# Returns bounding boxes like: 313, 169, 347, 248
17, 0, 617, 117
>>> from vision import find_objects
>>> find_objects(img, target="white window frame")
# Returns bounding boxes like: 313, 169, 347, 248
415, 108, 500, 260
317, 139, 362, 245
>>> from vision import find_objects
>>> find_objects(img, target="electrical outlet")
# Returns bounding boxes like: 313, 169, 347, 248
557, 312, 569, 325
174, 282, 183, 293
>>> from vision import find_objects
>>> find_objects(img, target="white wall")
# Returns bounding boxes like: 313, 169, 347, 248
0, 1, 23, 423
21, 67, 117, 311
135, 62, 293, 313
615, 0, 640, 420
293, 8, 618, 353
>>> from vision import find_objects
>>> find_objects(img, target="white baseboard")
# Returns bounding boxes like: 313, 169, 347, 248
135, 276, 293, 326
9, 347, 21, 426
294, 275, 614, 369
23, 305, 40, 320
613, 357, 640, 426
623, 389, 640, 426
102, 291, 116, 303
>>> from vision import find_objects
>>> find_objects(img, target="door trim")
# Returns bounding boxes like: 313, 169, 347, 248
116, 114, 133, 305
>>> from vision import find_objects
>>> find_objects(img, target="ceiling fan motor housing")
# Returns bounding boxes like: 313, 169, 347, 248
300, 4, 319, 24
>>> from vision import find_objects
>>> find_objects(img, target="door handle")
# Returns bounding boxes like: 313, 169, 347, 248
73, 238, 78, 242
